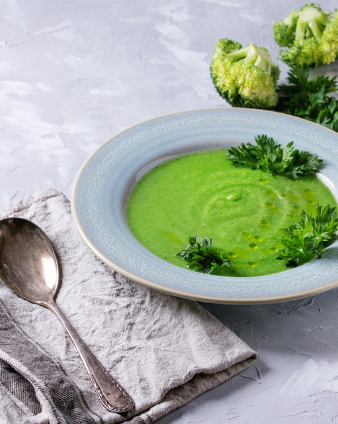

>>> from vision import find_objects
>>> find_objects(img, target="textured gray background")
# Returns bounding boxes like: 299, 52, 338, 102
1, 0, 338, 422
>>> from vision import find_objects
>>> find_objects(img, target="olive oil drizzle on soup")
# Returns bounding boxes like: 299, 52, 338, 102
127, 150, 337, 277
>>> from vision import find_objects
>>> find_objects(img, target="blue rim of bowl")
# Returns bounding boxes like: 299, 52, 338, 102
71, 107, 338, 304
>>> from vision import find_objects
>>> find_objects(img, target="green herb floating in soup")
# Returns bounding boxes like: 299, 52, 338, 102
276, 204, 338, 267
126, 147, 337, 277
176, 235, 231, 274
227, 135, 323, 179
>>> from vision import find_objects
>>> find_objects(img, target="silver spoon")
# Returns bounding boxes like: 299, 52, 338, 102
0, 217, 134, 414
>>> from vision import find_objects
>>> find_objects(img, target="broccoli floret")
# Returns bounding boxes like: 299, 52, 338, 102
273, 10, 300, 47
210, 39, 280, 109
273, 4, 338, 67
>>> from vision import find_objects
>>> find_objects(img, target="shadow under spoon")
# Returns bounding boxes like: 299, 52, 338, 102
0, 217, 134, 414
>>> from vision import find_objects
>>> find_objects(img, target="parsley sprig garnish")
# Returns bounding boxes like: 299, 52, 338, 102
276, 204, 338, 267
227, 134, 322, 179
177, 235, 231, 274
276, 66, 338, 132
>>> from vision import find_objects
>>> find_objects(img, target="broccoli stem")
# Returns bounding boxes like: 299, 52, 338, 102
295, 7, 333, 44
283, 9, 300, 34
308, 21, 324, 39
253, 54, 271, 75
224, 45, 251, 61
224, 44, 273, 74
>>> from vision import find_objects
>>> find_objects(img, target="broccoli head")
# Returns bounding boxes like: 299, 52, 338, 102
273, 4, 338, 67
210, 39, 280, 109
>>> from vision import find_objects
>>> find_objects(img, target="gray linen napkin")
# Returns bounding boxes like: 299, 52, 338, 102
0, 189, 257, 424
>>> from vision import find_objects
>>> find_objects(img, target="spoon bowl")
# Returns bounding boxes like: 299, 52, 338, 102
0, 217, 134, 413
0, 218, 58, 303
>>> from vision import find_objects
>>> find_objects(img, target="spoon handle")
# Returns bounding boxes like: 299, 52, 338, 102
43, 300, 134, 414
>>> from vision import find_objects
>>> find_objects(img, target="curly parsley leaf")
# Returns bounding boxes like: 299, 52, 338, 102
276, 204, 338, 267
276, 66, 338, 132
176, 235, 231, 274
227, 134, 322, 179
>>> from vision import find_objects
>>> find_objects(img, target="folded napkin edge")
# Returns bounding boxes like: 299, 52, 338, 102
133, 352, 257, 424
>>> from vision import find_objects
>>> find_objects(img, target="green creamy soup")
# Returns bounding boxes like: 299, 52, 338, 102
127, 150, 337, 277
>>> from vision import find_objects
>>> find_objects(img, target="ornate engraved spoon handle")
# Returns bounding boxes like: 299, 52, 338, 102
43, 300, 134, 413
